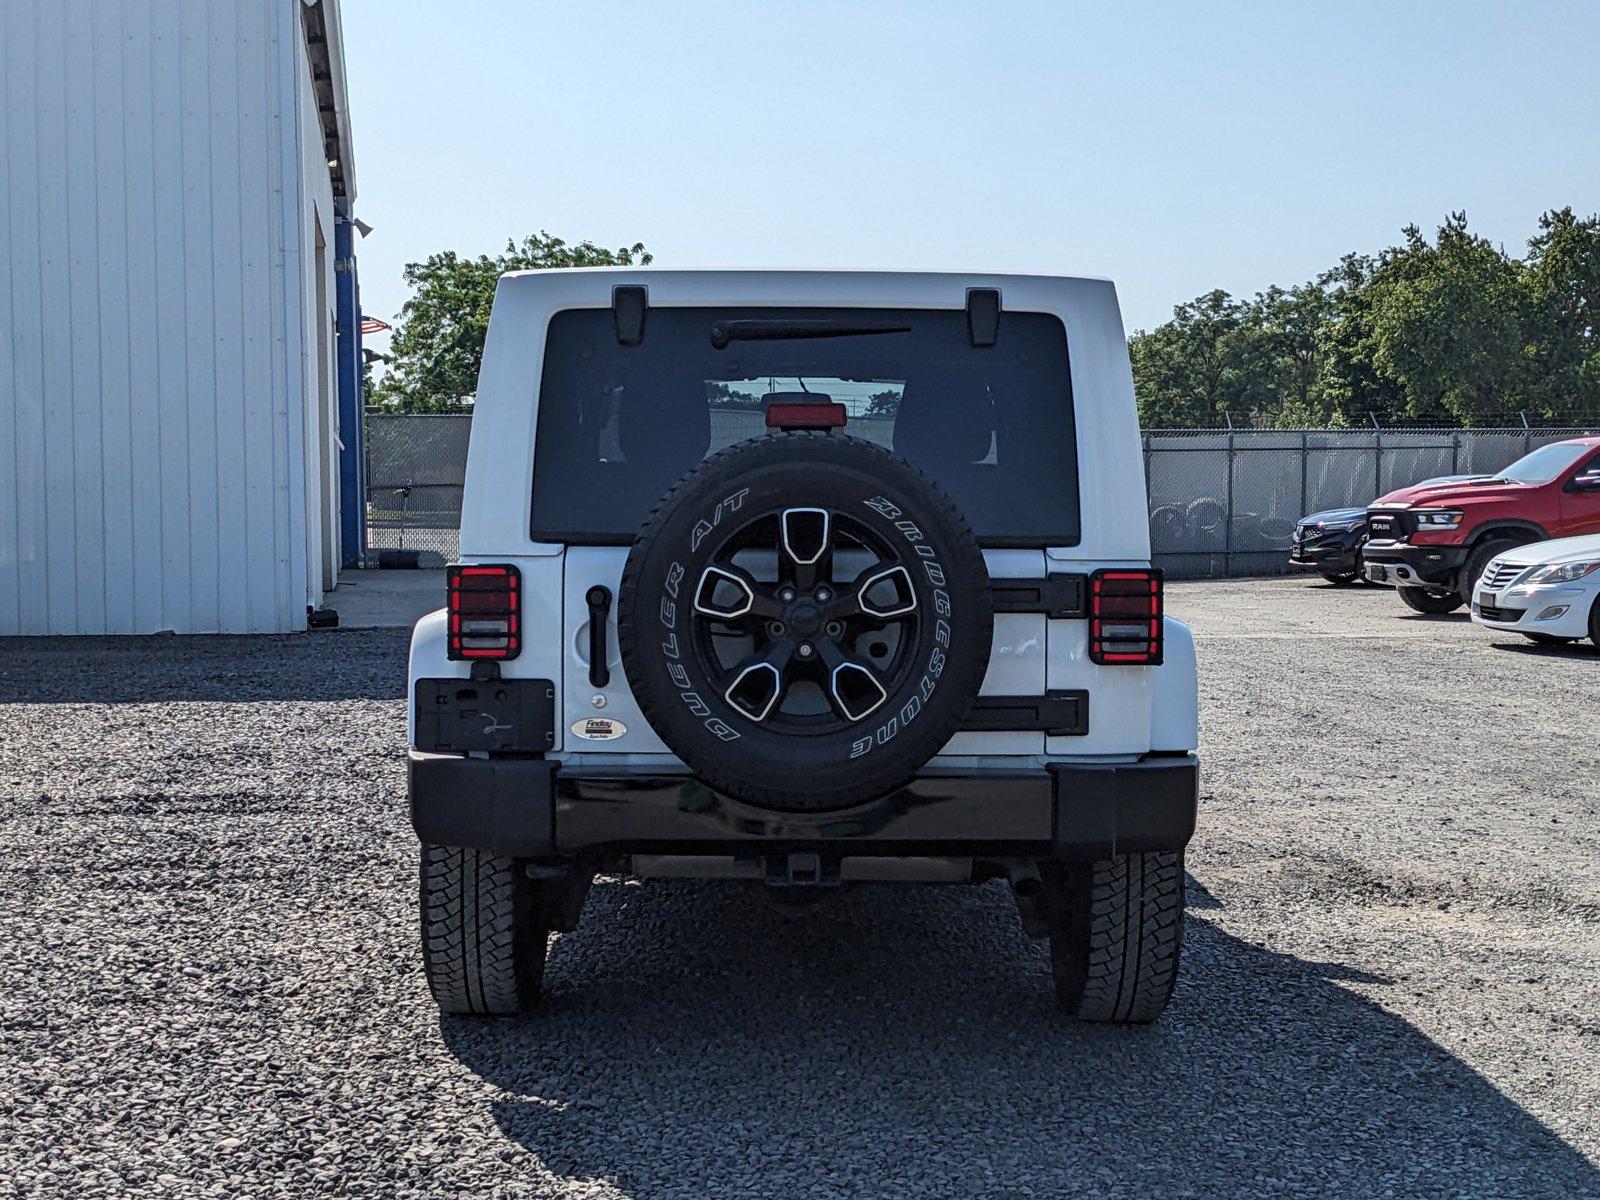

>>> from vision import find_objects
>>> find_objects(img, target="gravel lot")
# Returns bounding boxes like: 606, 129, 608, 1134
2, 577, 1597, 1198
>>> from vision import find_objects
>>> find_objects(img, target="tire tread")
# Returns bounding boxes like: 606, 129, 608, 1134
1050, 851, 1184, 1024
419, 843, 547, 1015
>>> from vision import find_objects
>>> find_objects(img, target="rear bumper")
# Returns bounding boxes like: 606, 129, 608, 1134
1362, 541, 1468, 588
408, 752, 1199, 863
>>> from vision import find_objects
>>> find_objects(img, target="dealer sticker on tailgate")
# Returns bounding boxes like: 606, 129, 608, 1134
571, 717, 627, 741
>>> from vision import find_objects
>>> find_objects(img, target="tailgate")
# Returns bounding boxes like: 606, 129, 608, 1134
558, 546, 1164, 761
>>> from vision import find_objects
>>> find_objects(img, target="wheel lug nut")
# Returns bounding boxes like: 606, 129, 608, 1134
798, 643, 813, 658
779, 587, 796, 602
816, 588, 831, 602
825, 620, 844, 638
768, 621, 787, 637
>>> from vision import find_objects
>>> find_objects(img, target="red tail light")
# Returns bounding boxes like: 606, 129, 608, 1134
447, 564, 521, 660
1088, 568, 1163, 665
766, 402, 848, 430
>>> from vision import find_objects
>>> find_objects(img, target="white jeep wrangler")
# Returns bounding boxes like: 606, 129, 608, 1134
407, 269, 1199, 1023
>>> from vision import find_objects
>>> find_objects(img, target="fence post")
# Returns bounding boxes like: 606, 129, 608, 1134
362, 409, 373, 563
1299, 429, 1308, 519
1142, 433, 1155, 570
1521, 411, 1532, 455
1371, 413, 1382, 499
1451, 430, 1460, 475
1224, 412, 1235, 576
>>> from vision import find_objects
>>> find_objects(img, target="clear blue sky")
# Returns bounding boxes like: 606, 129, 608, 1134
342, 0, 1600, 338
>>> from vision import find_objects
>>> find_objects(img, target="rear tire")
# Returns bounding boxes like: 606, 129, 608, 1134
420, 844, 549, 1015
1319, 569, 1357, 585
1398, 586, 1463, 615
1523, 632, 1572, 646
1047, 852, 1184, 1024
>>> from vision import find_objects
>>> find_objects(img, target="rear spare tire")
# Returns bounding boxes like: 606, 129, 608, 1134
618, 432, 993, 811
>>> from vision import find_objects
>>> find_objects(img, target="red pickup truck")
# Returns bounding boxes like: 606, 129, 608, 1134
1362, 436, 1600, 613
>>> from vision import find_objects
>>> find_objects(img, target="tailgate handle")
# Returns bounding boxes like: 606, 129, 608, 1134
586, 586, 612, 688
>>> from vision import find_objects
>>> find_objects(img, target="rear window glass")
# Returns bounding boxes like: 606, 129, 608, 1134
529, 306, 1079, 547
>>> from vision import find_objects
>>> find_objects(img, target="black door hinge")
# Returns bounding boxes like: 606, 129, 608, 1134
962, 690, 1089, 737
989, 573, 1087, 619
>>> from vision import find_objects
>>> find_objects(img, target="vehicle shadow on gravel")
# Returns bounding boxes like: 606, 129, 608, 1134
442, 878, 1599, 1197
1488, 640, 1597, 658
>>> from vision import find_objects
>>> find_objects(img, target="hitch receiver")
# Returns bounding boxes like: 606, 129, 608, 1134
766, 852, 838, 888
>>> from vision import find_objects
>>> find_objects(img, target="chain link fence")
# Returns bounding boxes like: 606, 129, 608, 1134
364, 413, 1597, 577
1146, 423, 1599, 578
364, 413, 470, 565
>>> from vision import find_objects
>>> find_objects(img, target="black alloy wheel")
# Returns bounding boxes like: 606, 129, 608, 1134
619, 433, 993, 811
689, 505, 928, 733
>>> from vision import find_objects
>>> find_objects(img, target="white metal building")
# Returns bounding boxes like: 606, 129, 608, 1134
0, 0, 360, 634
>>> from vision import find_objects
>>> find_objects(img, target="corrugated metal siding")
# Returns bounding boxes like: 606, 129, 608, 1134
292, 9, 338, 604
1, 0, 315, 633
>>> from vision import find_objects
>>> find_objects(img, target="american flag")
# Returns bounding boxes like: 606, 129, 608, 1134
360, 315, 392, 335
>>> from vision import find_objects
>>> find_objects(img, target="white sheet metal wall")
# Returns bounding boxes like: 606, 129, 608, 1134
0, 1, 338, 634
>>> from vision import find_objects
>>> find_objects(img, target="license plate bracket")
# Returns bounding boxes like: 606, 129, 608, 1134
414, 677, 556, 753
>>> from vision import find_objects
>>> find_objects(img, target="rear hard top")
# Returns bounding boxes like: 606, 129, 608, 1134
462, 269, 1151, 563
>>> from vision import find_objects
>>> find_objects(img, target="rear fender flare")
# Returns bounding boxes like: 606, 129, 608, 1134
407, 608, 453, 744
1148, 616, 1197, 752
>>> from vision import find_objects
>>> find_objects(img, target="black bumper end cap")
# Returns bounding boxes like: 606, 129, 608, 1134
408, 751, 556, 858
1049, 755, 1198, 858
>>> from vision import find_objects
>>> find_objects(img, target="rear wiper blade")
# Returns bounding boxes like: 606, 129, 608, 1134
709, 318, 911, 350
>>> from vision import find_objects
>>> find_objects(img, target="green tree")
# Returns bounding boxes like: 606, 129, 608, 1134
1128, 289, 1275, 426
866, 389, 901, 417
369, 232, 651, 412
1521, 206, 1600, 422
707, 381, 763, 410
1248, 284, 1337, 428
1130, 209, 1600, 429
1362, 212, 1527, 424
1315, 253, 1406, 426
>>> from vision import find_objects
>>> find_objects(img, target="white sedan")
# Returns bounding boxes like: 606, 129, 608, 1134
1470, 533, 1600, 647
